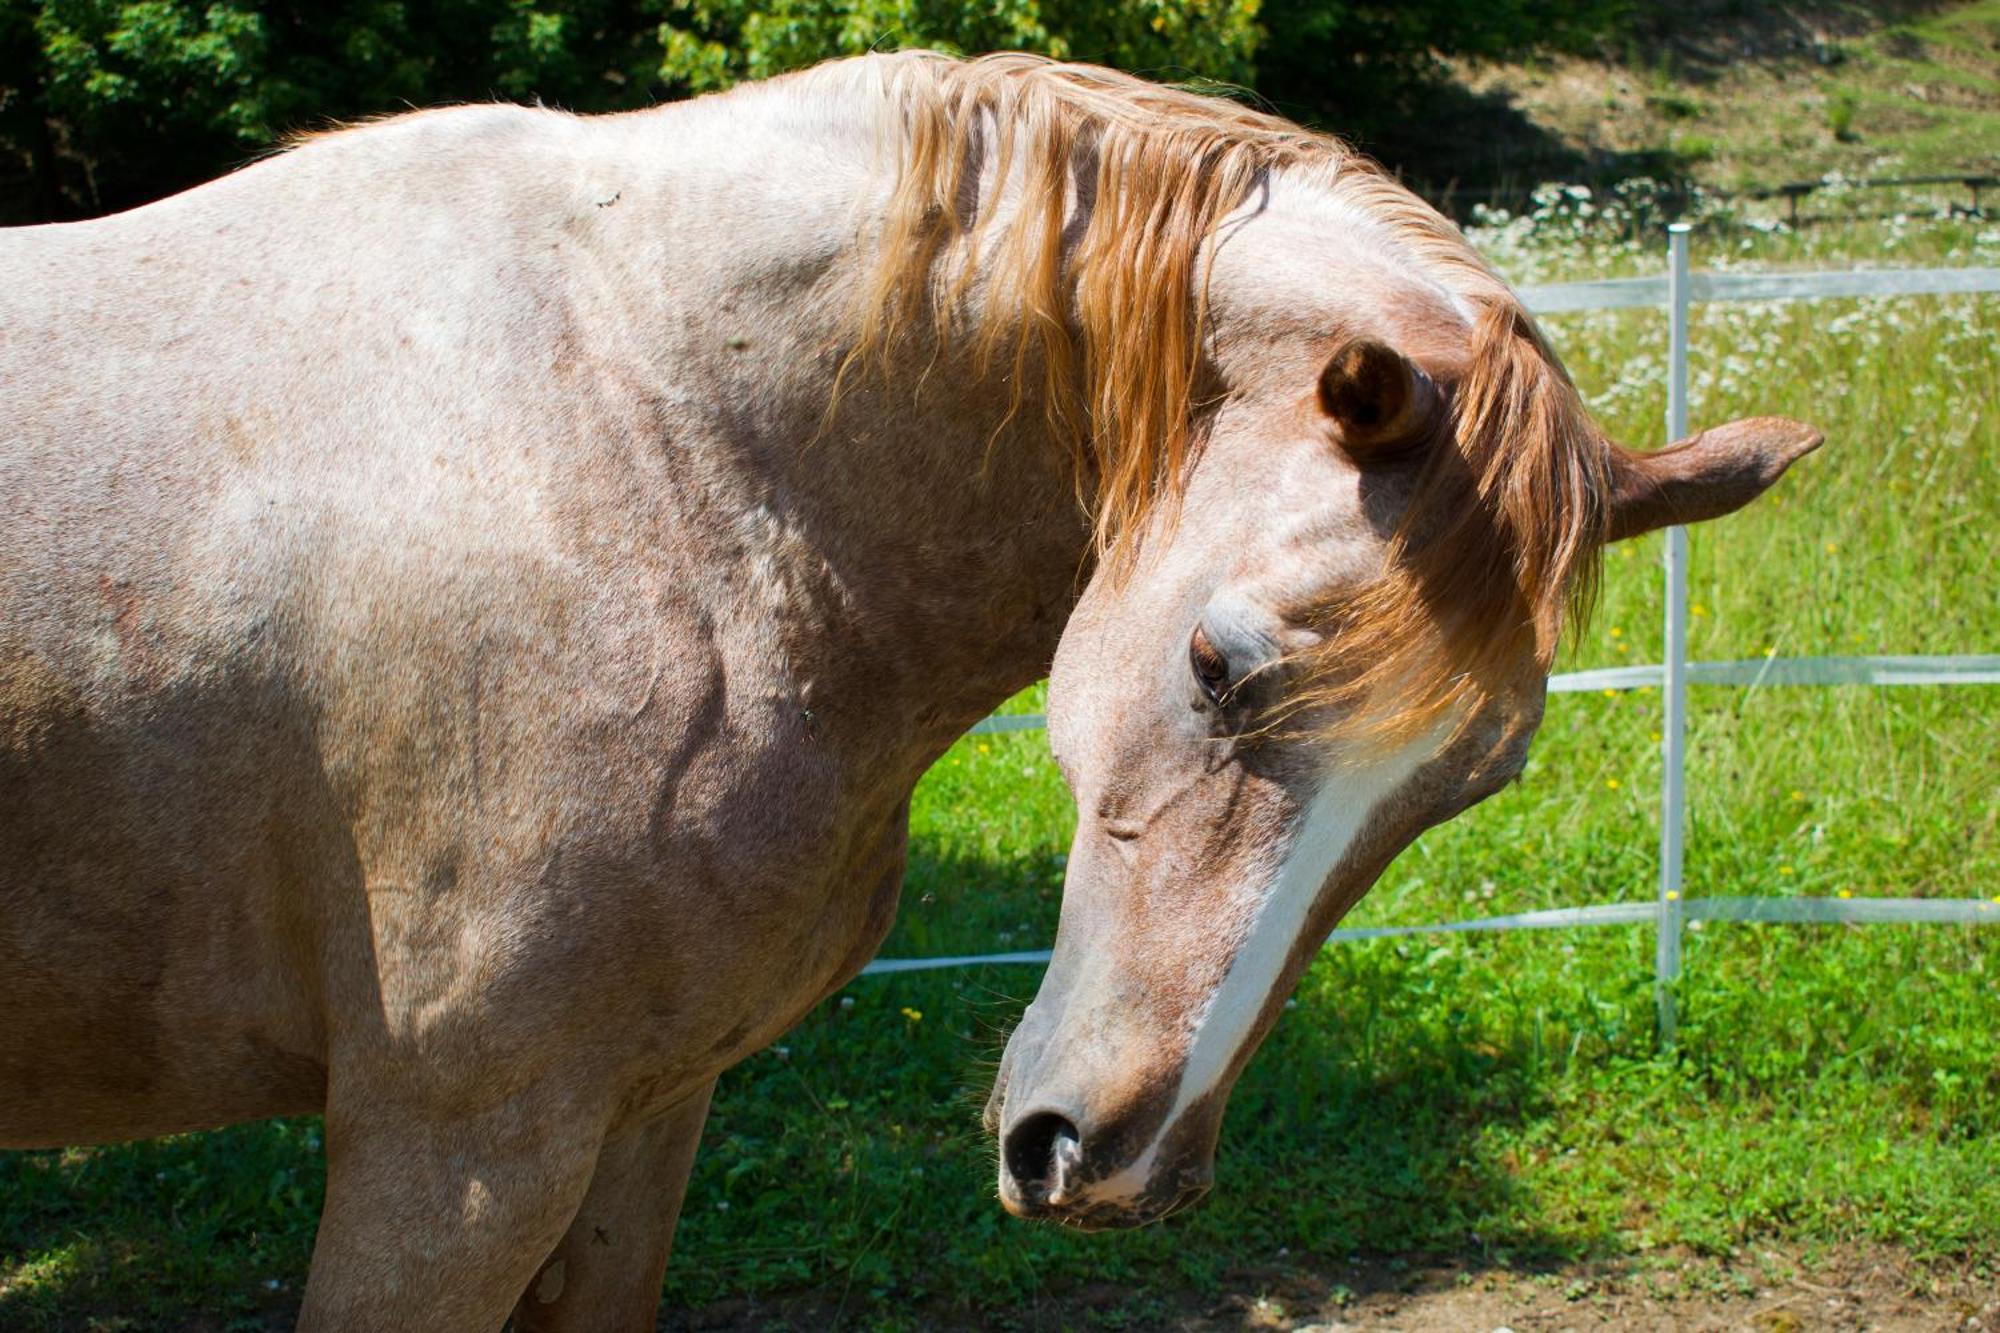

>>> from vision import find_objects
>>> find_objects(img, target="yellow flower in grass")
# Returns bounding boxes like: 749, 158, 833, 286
900, 1007, 923, 1022
1837, 889, 1853, 899
1605, 778, 1622, 791
1779, 864, 1795, 876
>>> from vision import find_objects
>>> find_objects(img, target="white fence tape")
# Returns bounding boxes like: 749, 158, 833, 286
863, 949, 1056, 975
963, 655, 2000, 735
965, 713, 1049, 735
1520, 265, 2000, 313
1518, 276, 1670, 313
1554, 654, 2000, 691
1328, 902, 1655, 939
1687, 895, 2000, 925
880, 260, 2000, 1019
859, 897, 2000, 975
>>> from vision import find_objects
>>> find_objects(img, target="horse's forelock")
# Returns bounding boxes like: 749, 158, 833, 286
1459, 303, 1613, 667
1286, 299, 1612, 742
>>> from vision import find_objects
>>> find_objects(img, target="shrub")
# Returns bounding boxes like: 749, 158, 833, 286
1645, 91, 1701, 121
0, 0, 1634, 221
1671, 131, 1718, 165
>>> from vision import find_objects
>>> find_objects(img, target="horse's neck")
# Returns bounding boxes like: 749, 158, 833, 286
606, 88, 1089, 768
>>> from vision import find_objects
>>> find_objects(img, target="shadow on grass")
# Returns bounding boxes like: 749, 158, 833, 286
1346, 78, 1695, 222
1268, 0, 1966, 221
1, 841, 1585, 1330
667, 841, 1589, 1324
1614, 0, 1959, 86
0, 1117, 320, 1330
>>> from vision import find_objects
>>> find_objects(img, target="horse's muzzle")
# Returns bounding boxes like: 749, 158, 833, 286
993, 1097, 1214, 1229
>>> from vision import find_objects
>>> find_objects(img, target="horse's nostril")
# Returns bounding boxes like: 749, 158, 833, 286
1002, 1110, 1081, 1192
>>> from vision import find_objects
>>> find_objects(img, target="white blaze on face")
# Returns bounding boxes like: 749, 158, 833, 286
1081, 735, 1437, 1206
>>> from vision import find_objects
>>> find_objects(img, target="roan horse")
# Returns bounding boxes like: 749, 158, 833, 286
0, 50, 1817, 1330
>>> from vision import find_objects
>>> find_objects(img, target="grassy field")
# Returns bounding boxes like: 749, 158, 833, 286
2, 217, 1997, 1329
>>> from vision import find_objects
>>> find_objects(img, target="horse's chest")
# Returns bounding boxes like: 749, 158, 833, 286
662, 720, 906, 973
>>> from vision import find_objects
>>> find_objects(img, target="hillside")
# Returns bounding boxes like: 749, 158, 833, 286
1366, 1, 2000, 216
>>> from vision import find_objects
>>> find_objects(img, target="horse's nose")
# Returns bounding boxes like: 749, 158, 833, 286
1001, 1108, 1084, 1203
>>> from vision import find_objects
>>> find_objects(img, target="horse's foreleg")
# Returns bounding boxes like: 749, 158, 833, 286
511, 1081, 716, 1333
296, 1080, 609, 1333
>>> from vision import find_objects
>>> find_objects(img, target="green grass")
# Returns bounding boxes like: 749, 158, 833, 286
2, 218, 1996, 1329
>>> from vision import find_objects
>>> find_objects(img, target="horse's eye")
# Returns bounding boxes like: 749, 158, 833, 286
1189, 625, 1231, 705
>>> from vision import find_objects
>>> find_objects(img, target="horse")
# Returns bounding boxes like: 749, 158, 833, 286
0, 50, 1818, 1330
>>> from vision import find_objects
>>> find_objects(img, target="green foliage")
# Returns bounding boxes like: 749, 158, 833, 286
2, 0, 706, 214
1669, 130, 1717, 164
656, 0, 1260, 95
34, 0, 268, 138
0, 0, 1264, 217
0, 0, 1630, 220
1644, 89, 1701, 121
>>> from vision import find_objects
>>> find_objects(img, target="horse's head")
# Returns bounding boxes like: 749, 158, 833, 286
841, 51, 1817, 1227
985, 176, 1821, 1228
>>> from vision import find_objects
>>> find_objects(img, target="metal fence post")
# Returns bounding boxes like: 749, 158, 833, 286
1656, 223, 1693, 1046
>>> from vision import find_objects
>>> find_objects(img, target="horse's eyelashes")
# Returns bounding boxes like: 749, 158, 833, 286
1189, 626, 1232, 705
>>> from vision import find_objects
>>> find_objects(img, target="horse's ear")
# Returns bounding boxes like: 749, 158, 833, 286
1606, 416, 1823, 542
1318, 340, 1441, 457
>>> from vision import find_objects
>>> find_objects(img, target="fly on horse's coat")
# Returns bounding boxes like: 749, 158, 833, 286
0, 50, 1818, 1330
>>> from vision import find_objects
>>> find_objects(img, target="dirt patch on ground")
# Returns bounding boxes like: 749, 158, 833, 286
1176, 1247, 1998, 1332
666, 1245, 1999, 1331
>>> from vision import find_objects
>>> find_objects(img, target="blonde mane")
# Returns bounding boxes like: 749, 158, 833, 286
831, 51, 1609, 736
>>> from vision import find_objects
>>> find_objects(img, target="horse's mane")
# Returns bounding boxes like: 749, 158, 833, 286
823, 51, 1609, 738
